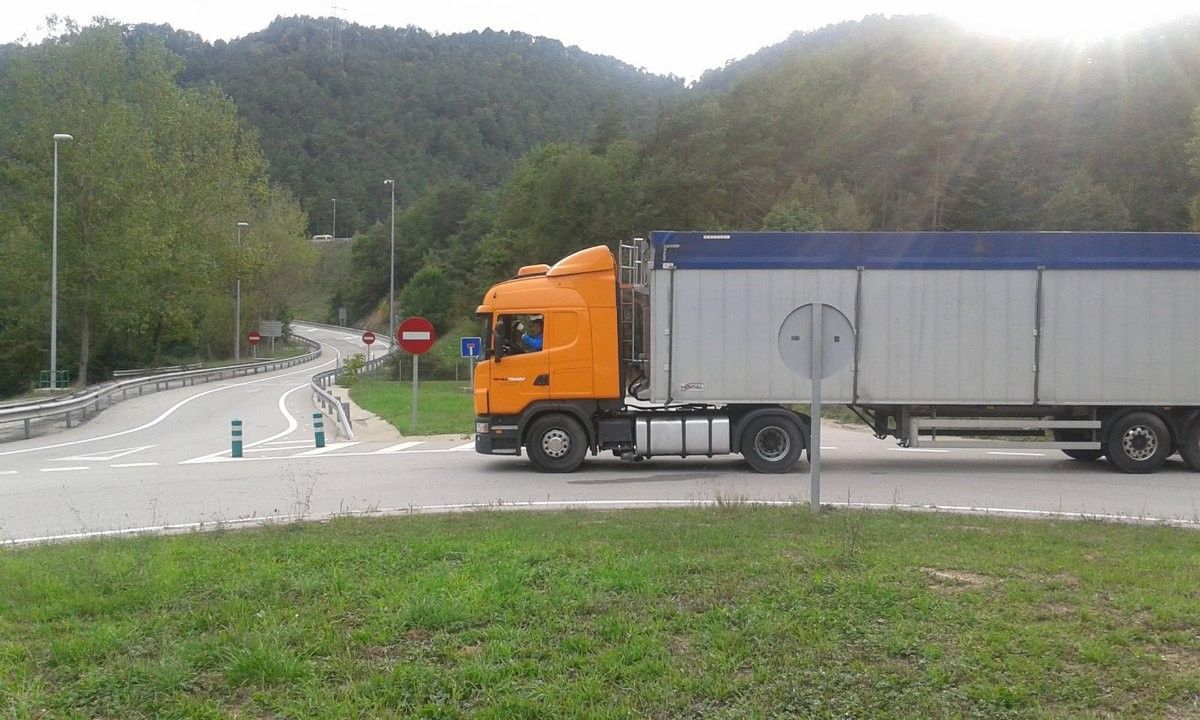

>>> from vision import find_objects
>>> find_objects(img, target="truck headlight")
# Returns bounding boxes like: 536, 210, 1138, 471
475, 421, 490, 434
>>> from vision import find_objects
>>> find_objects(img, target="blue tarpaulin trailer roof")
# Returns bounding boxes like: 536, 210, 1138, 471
648, 231, 1200, 270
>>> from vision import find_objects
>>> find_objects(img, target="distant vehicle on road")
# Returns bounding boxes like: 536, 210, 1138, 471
472, 231, 1200, 475
312, 234, 334, 242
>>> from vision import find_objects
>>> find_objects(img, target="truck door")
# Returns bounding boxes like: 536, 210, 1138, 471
488, 313, 550, 416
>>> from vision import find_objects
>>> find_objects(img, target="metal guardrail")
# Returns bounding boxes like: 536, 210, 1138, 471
113, 362, 203, 378
303, 321, 394, 442
0, 338, 322, 441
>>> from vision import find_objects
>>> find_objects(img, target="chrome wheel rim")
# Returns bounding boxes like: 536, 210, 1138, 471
1121, 425, 1158, 462
542, 429, 571, 458
753, 426, 790, 461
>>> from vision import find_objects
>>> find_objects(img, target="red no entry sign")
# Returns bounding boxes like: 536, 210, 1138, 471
247, 330, 262, 346
397, 317, 436, 354
362, 330, 376, 345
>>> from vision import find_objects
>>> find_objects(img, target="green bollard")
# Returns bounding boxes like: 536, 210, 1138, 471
313, 412, 325, 448
231, 419, 243, 458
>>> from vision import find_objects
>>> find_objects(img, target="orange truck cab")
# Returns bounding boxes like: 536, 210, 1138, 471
472, 243, 811, 473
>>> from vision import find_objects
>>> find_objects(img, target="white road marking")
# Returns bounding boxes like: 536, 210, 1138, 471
0, 346, 339, 458
890, 448, 951, 454
987, 451, 1046, 457
110, 462, 158, 468
40, 466, 89, 473
179, 382, 311, 464
375, 441, 424, 453
178, 441, 478, 464
820, 446, 837, 450
58, 444, 157, 462
451, 442, 476, 451
266, 440, 313, 445
0, 470, 18, 475
296, 442, 361, 456
8, 499, 1196, 547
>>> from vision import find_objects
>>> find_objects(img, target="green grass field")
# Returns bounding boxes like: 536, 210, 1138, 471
350, 377, 474, 435
2, 508, 1198, 718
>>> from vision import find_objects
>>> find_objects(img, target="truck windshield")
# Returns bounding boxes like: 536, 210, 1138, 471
479, 314, 492, 359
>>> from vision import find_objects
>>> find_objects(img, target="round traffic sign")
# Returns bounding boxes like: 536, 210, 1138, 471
247, 330, 262, 346
397, 317, 436, 354
362, 330, 376, 345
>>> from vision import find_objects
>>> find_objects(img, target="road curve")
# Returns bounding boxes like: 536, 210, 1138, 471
2, 324, 1198, 543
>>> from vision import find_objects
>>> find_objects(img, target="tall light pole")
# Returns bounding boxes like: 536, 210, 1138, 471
50, 133, 73, 389
331, 198, 337, 240
234, 222, 249, 362
384, 179, 396, 352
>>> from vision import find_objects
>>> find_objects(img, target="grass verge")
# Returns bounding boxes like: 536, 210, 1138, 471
2, 508, 1198, 718
350, 377, 474, 435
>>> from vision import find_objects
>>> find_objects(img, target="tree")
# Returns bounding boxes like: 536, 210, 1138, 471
1039, 171, 1131, 231
399, 265, 454, 333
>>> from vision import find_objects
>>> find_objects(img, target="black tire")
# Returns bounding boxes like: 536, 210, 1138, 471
1053, 429, 1103, 462
1179, 414, 1200, 472
1103, 412, 1172, 474
740, 415, 805, 474
525, 413, 588, 473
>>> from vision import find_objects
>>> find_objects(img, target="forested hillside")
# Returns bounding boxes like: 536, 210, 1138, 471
132, 18, 683, 236
348, 14, 1200, 330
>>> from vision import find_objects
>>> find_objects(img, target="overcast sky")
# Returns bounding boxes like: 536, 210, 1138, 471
8, 1, 1198, 79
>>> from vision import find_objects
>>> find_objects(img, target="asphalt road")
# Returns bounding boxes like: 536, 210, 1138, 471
2, 323, 1198, 543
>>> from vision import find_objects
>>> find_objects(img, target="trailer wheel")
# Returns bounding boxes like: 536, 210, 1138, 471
1179, 415, 1200, 472
526, 413, 587, 473
740, 415, 804, 474
1053, 429, 1103, 462
1104, 412, 1171, 474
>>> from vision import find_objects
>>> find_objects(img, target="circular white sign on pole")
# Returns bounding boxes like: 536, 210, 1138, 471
777, 303, 854, 380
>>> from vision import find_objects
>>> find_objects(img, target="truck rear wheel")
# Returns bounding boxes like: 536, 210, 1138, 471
1179, 414, 1200, 472
1053, 429, 1103, 462
526, 413, 587, 473
740, 415, 804, 474
1104, 412, 1171, 474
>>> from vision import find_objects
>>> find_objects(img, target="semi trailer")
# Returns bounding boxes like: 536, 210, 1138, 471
473, 231, 1200, 474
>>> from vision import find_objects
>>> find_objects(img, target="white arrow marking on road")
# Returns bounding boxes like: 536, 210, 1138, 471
375, 441, 424, 453
57, 444, 157, 462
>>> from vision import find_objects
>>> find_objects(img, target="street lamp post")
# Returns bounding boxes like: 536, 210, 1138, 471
384, 179, 396, 355
234, 222, 249, 362
331, 198, 337, 241
50, 133, 73, 389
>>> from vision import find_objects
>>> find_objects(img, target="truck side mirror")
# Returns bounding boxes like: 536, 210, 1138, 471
493, 330, 505, 363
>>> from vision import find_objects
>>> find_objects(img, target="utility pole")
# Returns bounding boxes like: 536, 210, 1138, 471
384, 179, 396, 358
331, 198, 337, 240
50, 133, 73, 389
234, 222, 249, 362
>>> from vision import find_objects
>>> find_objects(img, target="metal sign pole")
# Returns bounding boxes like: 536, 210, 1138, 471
411, 354, 419, 432
810, 303, 823, 514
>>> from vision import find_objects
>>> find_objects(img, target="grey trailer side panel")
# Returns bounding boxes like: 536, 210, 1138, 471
1040, 270, 1200, 404
855, 270, 1038, 404
649, 269, 858, 404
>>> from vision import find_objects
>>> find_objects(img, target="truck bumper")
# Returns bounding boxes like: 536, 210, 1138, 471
474, 417, 522, 456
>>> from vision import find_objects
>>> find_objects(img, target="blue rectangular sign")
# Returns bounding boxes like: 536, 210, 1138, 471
460, 336, 482, 358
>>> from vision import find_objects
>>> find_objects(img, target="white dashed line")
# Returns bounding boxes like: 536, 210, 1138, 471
110, 462, 159, 468
375, 441, 424, 453
40, 466, 89, 473
987, 451, 1046, 457
890, 448, 951, 454
451, 442, 476, 451
0, 470, 17, 475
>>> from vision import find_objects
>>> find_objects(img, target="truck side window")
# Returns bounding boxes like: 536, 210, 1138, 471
495, 314, 544, 355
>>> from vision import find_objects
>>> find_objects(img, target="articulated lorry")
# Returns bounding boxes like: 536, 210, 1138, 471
473, 231, 1200, 474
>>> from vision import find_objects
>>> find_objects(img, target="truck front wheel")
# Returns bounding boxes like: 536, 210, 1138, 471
1104, 412, 1171, 474
740, 415, 804, 474
526, 413, 588, 473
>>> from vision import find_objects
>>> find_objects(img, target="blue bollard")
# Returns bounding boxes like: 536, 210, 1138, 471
231, 419, 243, 458
313, 412, 325, 448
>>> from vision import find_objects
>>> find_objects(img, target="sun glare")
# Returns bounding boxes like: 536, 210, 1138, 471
944, 4, 1191, 44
